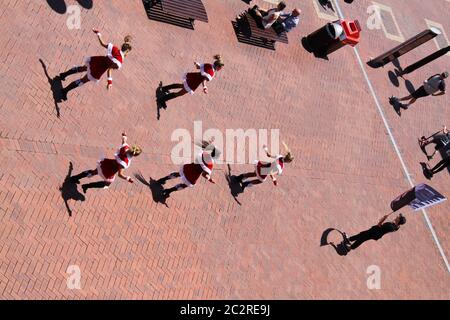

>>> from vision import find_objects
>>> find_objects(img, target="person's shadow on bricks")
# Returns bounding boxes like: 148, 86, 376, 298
47, 0, 93, 14
39, 59, 63, 118
60, 162, 86, 217
388, 58, 416, 93
320, 228, 350, 256
135, 172, 170, 207
155, 82, 168, 121
224, 165, 243, 206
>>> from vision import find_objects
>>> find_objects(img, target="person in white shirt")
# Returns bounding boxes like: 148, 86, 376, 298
238, 1, 287, 30
392, 72, 447, 110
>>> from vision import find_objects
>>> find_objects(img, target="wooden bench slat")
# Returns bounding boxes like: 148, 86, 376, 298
244, 13, 288, 44
161, 0, 208, 22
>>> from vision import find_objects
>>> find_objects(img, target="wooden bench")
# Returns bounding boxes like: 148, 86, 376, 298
159, 0, 208, 24
243, 12, 288, 45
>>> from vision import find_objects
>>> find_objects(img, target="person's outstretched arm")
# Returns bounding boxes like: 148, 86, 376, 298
377, 214, 389, 227
93, 29, 108, 48
202, 172, 215, 184
118, 168, 134, 183
263, 145, 277, 159
121, 132, 127, 145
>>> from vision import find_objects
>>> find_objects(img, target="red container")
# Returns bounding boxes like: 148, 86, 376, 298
339, 19, 361, 47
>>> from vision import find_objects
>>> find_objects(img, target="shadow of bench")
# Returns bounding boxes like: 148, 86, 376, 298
142, 0, 208, 30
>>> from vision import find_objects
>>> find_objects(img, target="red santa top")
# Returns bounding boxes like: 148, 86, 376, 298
200, 63, 215, 81
115, 143, 132, 169
107, 43, 124, 69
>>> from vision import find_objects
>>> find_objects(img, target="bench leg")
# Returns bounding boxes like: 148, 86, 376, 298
189, 18, 195, 28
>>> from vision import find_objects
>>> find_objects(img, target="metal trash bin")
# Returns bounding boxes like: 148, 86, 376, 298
302, 19, 361, 58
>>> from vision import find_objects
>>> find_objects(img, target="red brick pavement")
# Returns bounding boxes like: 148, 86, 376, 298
0, 0, 448, 299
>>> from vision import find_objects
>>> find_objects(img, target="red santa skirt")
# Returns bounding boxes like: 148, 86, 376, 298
183, 72, 205, 95
85, 56, 116, 83
255, 161, 269, 182
180, 163, 204, 186
97, 158, 121, 183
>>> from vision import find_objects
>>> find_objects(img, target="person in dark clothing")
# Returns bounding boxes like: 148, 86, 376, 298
336, 213, 406, 250
421, 157, 450, 180
419, 126, 449, 160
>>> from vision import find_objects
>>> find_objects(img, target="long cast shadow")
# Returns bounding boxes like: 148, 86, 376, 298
39, 59, 62, 118
135, 172, 170, 207
155, 82, 168, 120
388, 58, 416, 94
320, 228, 350, 256
47, 0, 93, 14
142, 0, 194, 30
60, 162, 85, 217
224, 164, 243, 205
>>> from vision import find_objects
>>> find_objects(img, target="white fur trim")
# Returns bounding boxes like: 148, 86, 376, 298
276, 155, 283, 175
107, 43, 123, 69
182, 74, 195, 95
85, 57, 100, 83
197, 153, 212, 175
115, 144, 131, 169
200, 64, 213, 81
179, 166, 194, 187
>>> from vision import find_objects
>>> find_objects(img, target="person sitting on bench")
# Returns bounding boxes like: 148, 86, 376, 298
273, 8, 301, 34
419, 126, 449, 160
237, 1, 287, 30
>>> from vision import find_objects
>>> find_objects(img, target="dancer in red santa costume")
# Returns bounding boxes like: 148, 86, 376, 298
237, 142, 294, 189
70, 133, 142, 193
59, 29, 132, 100
160, 141, 220, 196
158, 55, 224, 103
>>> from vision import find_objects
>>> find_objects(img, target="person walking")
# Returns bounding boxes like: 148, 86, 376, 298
158, 55, 224, 104
390, 72, 447, 111
237, 142, 293, 189
70, 133, 142, 193
419, 125, 449, 160
59, 29, 132, 100
160, 141, 220, 196
339, 213, 406, 251
421, 157, 450, 180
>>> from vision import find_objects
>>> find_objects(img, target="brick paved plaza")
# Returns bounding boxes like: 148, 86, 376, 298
0, 0, 449, 299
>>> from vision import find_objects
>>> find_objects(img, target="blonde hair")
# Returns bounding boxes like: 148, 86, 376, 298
130, 145, 142, 157
282, 141, 294, 162
213, 54, 224, 68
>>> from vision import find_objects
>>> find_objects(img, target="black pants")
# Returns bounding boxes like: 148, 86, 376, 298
430, 157, 450, 174
349, 228, 380, 249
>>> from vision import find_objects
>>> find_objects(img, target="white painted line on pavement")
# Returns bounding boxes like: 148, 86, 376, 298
332, 0, 450, 274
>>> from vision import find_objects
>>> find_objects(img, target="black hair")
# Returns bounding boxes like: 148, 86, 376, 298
278, 1, 287, 10
398, 214, 406, 225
